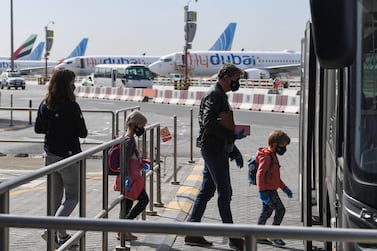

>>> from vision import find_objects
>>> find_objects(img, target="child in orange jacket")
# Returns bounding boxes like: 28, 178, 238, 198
255, 130, 292, 247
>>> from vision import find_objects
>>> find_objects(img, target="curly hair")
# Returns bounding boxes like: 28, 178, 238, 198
45, 69, 76, 110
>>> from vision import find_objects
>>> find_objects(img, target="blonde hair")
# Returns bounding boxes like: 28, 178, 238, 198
125, 110, 147, 126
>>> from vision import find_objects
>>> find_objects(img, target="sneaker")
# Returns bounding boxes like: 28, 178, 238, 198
229, 238, 244, 250
184, 236, 213, 247
270, 239, 286, 247
257, 239, 272, 245
41, 230, 59, 249
116, 232, 138, 241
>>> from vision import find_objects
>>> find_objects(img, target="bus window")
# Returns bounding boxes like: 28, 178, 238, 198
358, 2, 377, 173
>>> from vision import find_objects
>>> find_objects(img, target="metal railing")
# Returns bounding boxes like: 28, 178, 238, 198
0, 119, 162, 251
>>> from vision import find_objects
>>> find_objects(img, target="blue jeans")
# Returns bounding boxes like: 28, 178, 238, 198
257, 190, 285, 225
188, 146, 233, 224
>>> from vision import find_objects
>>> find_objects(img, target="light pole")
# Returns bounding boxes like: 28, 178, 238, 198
10, 0, 14, 71
183, 0, 197, 89
44, 21, 54, 83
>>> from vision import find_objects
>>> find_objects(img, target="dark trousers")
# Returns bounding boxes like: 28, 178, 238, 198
257, 190, 285, 225
188, 146, 233, 224
122, 189, 149, 220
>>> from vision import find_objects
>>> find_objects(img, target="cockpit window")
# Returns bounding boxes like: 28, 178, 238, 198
163, 58, 172, 62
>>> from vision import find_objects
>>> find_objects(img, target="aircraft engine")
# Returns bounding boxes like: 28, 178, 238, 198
243, 68, 270, 79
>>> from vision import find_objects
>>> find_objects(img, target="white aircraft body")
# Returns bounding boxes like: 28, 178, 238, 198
55, 23, 238, 76
148, 50, 301, 79
0, 38, 88, 74
55, 55, 160, 76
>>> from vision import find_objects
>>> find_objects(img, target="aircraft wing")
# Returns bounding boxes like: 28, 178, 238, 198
262, 63, 301, 74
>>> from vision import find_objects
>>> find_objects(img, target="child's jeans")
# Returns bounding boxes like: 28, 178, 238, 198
257, 190, 286, 225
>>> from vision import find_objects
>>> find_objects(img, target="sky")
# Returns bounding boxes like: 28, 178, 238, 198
0, 0, 311, 61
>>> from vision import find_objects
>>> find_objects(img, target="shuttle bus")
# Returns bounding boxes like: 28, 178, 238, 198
93, 64, 153, 88
300, 0, 377, 250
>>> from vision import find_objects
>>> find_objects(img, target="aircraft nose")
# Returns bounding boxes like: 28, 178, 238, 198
148, 61, 162, 76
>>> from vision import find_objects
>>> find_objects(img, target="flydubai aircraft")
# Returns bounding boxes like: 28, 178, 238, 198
0, 38, 88, 74
148, 49, 301, 79
54, 22, 238, 76
0, 34, 38, 60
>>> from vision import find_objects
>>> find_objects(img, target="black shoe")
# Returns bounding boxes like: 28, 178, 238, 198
229, 238, 244, 250
184, 236, 213, 247
271, 239, 286, 247
257, 239, 272, 245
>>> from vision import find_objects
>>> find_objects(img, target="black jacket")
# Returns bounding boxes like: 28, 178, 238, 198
197, 83, 235, 151
35, 100, 88, 158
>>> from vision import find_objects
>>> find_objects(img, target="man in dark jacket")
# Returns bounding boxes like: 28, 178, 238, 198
184, 64, 245, 250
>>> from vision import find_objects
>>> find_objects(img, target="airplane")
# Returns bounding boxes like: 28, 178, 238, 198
0, 34, 38, 60
0, 38, 89, 74
148, 49, 301, 79
54, 22, 237, 76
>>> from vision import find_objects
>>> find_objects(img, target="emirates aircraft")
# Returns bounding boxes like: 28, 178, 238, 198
148, 49, 301, 79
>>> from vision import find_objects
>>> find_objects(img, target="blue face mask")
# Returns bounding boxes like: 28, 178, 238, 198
230, 80, 240, 92
134, 126, 145, 137
276, 146, 287, 155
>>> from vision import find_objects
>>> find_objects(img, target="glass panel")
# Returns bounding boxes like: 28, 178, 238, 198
359, 0, 377, 173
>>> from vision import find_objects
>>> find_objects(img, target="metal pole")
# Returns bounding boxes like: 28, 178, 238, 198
188, 108, 195, 163
10, 94, 13, 127
10, 0, 14, 71
29, 100, 32, 125
45, 25, 48, 83
171, 115, 179, 185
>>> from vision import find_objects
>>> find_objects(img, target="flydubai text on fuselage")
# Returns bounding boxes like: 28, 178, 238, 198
148, 50, 301, 79
55, 55, 160, 76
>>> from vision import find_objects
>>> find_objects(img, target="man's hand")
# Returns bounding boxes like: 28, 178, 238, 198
259, 191, 270, 204
235, 153, 244, 168
234, 128, 246, 140
283, 187, 293, 198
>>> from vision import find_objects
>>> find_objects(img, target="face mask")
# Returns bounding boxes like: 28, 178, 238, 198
134, 126, 145, 137
276, 146, 287, 155
230, 80, 240, 92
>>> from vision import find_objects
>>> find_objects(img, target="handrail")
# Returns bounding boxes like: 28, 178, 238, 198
1, 214, 377, 251
0, 118, 161, 251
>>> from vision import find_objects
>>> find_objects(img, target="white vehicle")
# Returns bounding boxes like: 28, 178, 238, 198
93, 64, 153, 88
0, 70, 25, 89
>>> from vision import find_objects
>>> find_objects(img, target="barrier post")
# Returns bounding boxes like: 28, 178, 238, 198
10, 94, 13, 127
171, 115, 180, 185
29, 100, 32, 125
188, 108, 195, 163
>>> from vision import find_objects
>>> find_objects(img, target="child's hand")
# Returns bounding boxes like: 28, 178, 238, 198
125, 176, 132, 191
283, 187, 293, 198
259, 191, 270, 204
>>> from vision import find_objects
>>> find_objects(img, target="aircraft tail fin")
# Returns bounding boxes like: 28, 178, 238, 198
209, 22, 237, 51
13, 34, 38, 59
22, 42, 45, 60
65, 38, 88, 59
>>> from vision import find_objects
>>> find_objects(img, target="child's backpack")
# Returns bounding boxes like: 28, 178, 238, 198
108, 144, 121, 175
248, 153, 273, 185
107, 136, 130, 175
